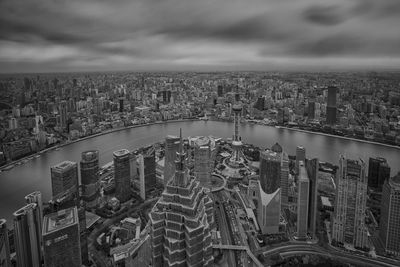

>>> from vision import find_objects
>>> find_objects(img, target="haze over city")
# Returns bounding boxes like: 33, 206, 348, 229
1, 0, 400, 73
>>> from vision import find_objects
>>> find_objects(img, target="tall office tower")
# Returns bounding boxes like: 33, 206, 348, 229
119, 98, 124, 112
248, 179, 281, 234
326, 86, 337, 125
368, 157, 391, 191
164, 135, 180, 185
138, 154, 146, 200
306, 158, 319, 239
0, 219, 11, 267
332, 156, 368, 249
80, 150, 100, 208
281, 152, 289, 207
379, 173, 400, 256
259, 149, 281, 194
308, 101, 316, 119
50, 161, 79, 199
297, 161, 310, 239
113, 149, 131, 202
144, 147, 157, 192
193, 137, 212, 188
13, 203, 42, 267
295, 146, 306, 174
59, 100, 68, 130
50, 161, 87, 265
25, 191, 43, 251
149, 131, 214, 266
42, 207, 81, 267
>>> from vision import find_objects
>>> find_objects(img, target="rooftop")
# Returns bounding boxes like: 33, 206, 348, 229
113, 149, 130, 157
391, 173, 400, 185
13, 203, 37, 217
43, 207, 78, 234
51, 160, 77, 171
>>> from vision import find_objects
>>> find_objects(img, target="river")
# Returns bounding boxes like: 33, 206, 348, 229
1, 120, 399, 226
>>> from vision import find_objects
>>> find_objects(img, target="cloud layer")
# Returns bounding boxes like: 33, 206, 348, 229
0, 0, 399, 72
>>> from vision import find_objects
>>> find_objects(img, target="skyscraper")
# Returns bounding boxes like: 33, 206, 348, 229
149, 131, 214, 266
259, 149, 281, 194
192, 137, 212, 188
248, 179, 281, 234
138, 154, 146, 200
42, 207, 82, 267
25, 191, 43, 251
13, 203, 42, 267
308, 101, 316, 120
332, 156, 368, 249
59, 100, 68, 130
113, 149, 131, 202
50, 161, 79, 199
297, 161, 310, 239
326, 86, 337, 125
379, 173, 400, 256
164, 135, 180, 186
0, 219, 11, 267
80, 150, 100, 208
144, 147, 156, 192
306, 158, 319, 239
50, 161, 87, 265
296, 146, 306, 174
368, 157, 391, 191
281, 152, 289, 207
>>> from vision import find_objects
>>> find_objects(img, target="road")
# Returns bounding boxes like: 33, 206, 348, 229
214, 192, 237, 267
259, 243, 399, 267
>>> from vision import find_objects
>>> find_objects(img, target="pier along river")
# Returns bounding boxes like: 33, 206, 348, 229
1, 120, 399, 225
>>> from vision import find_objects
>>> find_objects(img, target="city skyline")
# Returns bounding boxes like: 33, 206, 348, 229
1, 0, 400, 73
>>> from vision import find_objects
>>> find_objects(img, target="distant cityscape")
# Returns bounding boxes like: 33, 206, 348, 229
0, 71, 400, 267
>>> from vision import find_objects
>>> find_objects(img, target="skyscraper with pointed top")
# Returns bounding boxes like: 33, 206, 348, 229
149, 130, 214, 266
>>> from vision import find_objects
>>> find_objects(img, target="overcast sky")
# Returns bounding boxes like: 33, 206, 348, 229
0, 0, 400, 73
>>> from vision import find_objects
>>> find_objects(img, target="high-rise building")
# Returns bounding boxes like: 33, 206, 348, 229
50, 161, 87, 265
296, 146, 306, 174
144, 147, 156, 192
13, 203, 42, 267
42, 207, 81, 267
297, 161, 309, 239
138, 154, 146, 200
50, 161, 79, 199
25, 191, 43, 251
326, 86, 337, 125
332, 156, 368, 249
119, 98, 124, 112
164, 135, 180, 186
80, 150, 100, 208
0, 219, 11, 267
59, 100, 68, 130
306, 158, 319, 239
113, 149, 131, 202
192, 137, 212, 188
149, 131, 214, 266
281, 152, 289, 207
368, 157, 391, 191
259, 149, 281, 194
379, 173, 400, 256
248, 179, 281, 234
308, 101, 316, 120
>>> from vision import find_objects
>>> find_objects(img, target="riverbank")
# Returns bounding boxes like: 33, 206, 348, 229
0, 118, 200, 172
277, 126, 400, 150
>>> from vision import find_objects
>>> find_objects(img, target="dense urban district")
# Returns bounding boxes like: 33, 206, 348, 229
0, 71, 400, 267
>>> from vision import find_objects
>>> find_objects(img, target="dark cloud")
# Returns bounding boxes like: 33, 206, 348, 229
303, 5, 345, 26
293, 35, 362, 56
0, 0, 399, 72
